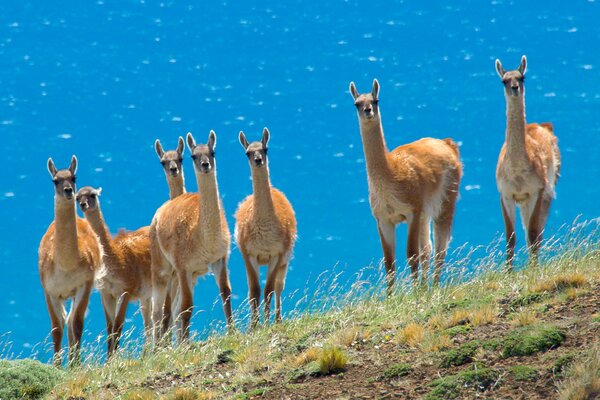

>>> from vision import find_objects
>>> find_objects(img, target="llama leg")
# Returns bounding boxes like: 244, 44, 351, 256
45, 293, 66, 367
500, 196, 517, 270
419, 216, 432, 287
111, 293, 131, 356
162, 274, 173, 338
211, 257, 234, 329
526, 190, 546, 266
274, 260, 289, 323
67, 281, 92, 367
151, 274, 168, 346
377, 220, 396, 296
406, 212, 422, 286
242, 251, 261, 330
264, 255, 280, 325
433, 177, 459, 285
176, 268, 194, 343
100, 292, 117, 358
140, 298, 152, 344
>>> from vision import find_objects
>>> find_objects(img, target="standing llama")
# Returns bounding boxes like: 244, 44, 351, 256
150, 131, 233, 344
38, 156, 102, 366
76, 186, 152, 357
349, 79, 463, 294
235, 128, 297, 328
495, 56, 560, 267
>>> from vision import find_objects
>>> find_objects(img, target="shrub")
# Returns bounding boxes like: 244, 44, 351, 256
439, 340, 480, 368
380, 363, 412, 380
509, 365, 538, 381
318, 347, 347, 375
500, 326, 565, 358
0, 359, 64, 400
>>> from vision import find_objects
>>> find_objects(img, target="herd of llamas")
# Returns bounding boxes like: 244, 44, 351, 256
38, 56, 560, 366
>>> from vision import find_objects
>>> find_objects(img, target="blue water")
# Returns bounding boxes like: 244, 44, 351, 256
1, 1, 599, 360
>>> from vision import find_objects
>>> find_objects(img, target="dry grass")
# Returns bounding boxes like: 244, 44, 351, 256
558, 347, 600, 400
293, 347, 321, 367
164, 388, 215, 400
446, 309, 471, 328
122, 389, 158, 400
531, 272, 588, 294
333, 327, 370, 347
470, 305, 497, 327
396, 323, 427, 347
318, 347, 348, 375
510, 310, 539, 327
419, 333, 452, 353
51, 375, 91, 399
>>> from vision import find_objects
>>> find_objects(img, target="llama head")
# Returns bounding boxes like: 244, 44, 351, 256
349, 79, 380, 122
186, 131, 216, 174
495, 55, 527, 98
76, 186, 102, 213
239, 127, 270, 169
155, 136, 185, 178
47, 155, 78, 201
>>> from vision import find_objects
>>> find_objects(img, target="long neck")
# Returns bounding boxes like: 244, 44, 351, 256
53, 198, 80, 267
251, 166, 275, 218
358, 116, 392, 178
167, 173, 186, 199
197, 172, 223, 232
504, 93, 528, 160
84, 208, 117, 260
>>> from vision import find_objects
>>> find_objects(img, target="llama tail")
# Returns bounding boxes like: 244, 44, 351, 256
442, 138, 460, 158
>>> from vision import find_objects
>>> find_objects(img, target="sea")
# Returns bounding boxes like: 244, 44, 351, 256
0, 1, 598, 361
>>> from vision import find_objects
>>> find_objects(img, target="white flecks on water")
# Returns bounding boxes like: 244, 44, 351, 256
58, 133, 72, 139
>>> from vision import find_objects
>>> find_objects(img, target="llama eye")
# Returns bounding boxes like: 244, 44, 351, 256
90, 194, 97, 199
72, 177, 77, 183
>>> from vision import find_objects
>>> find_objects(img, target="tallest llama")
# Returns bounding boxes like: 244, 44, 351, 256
350, 79, 462, 294
495, 56, 561, 267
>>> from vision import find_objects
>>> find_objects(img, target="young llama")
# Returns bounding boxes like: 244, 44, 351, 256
349, 79, 462, 294
150, 131, 233, 343
76, 186, 152, 357
495, 56, 560, 267
38, 156, 102, 366
235, 128, 297, 328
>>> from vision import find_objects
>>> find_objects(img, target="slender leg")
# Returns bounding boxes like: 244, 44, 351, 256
44, 293, 66, 367
110, 292, 131, 357
211, 257, 234, 329
433, 175, 459, 285
419, 216, 432, 287
140, 298, 152, 344
526, 190, 547, 266
150, 233, 170, 346
100, 291, 117, 357
500, 196, 517, 270
176, 268, 195, 343
377, 220, 396, 296
274, 260, 289, 323
68, 281, 92, 367
406, 212, 422, 285
263, 255, 280, 325
162, 275, 173, 337
242, 250, 261, 330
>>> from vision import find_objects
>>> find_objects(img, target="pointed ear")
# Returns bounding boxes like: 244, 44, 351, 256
495, 59, 505, 78
96, 187, 103, 196
155, 139, 164, 158
69, 155, 78, 175
47, 158, 57, 178
176, 136, 185, 155
261, 127, 270, 148
372, 79, 380, 99
186, 132, 196, 151
207, 130, 217, 151
518, 55, 527, 76
349, 82, 359, 100
239, 131, 250, 150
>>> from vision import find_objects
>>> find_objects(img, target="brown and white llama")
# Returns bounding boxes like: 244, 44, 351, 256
38, 156, 102, 366
76, 186, 152, 357
150, 131, 233, 343
234, 128, 297, 328
349, 79, 463, 293
495, 56, 561, 267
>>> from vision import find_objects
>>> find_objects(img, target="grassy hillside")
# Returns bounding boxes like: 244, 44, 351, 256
2, 226, 600, 399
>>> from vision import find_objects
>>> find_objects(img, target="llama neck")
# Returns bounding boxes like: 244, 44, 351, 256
358, 117, 392, 179
167, 173, 186, 199
53, 198, 80, 267
251, 166, 275, 219
197, 172, 223, 232
84, 209, 117, 260
504, 94, 528, 160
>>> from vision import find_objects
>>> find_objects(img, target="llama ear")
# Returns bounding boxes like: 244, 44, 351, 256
47, 158, 58, 178
96, 187, 103, 196
155, 139, 164, 158
69, 155, 78, 176
349, 82, 359, 100
186, 132, 196, 151
176, 136, 185, 155
238, 131, 250, 150
372, 79, 380, 100
261, 127, 270, 148
495, 59, 505, 78
518, 55, 527, 76
207, 130, 217, 151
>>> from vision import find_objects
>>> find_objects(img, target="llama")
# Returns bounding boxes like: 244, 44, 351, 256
38, 156, 102, 366
495, 56, 561, 267
234, 128, 297, 328
155, 136, 186, 199
349, 79, 463, 294
150, 131, 233, 344
76, 186, 152, 357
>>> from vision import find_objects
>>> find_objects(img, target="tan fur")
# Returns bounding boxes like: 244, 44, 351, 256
150, 131, 233, 344
38, 157, 101, 366
76, 186, 152, 357
234, 129, 297, 327
350, 80, 462, 292
495, 56, 561, 267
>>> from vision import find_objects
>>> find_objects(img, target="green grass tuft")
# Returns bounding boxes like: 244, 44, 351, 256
509, 365, 538, 381
0, 359, 64, 400
500, 325, 566, 358
443, 324, 472, 337
439, 340, 480, 368
380, 363, 412, 380
318, 347, 348, 375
